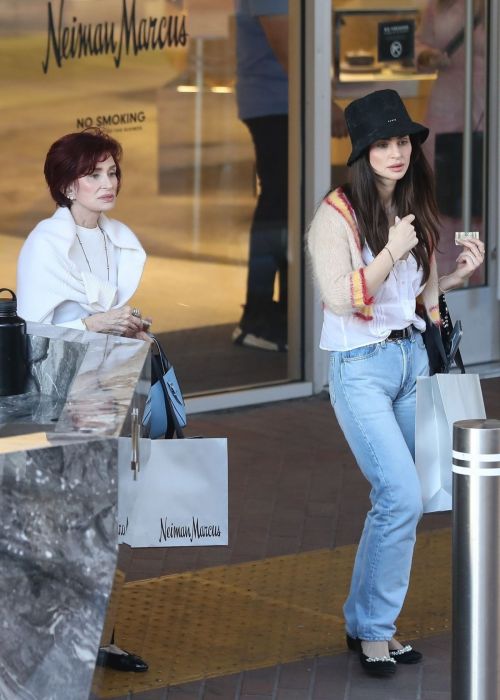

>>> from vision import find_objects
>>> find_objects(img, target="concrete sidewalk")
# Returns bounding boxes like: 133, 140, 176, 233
91, 377, 500, 700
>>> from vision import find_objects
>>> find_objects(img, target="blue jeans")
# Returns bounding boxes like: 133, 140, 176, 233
329, 331, 429, 641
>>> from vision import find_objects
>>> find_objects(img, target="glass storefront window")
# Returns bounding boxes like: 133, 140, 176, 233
331, 0, 487, 288
0, 0, 301, 396
416, 0, 487, 286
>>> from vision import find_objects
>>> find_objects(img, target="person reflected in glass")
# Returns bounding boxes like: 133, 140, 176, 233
307, 89, 484, 678
17, 128, 151, 672
416, 0, 485, 283
232, 0, 348, 352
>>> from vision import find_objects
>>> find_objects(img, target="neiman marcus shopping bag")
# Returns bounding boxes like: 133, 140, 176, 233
118, 437, 228, 547
415, 373, 486, 512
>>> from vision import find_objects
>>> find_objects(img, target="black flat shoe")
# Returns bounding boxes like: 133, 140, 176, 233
360, 652, 397, 677
346, 634, 361, 652
347, 634, 422, 665
96, 648, 149, 672
389, 644, 423, 664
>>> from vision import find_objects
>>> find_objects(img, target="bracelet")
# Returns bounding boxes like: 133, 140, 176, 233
383, 246, 395, 265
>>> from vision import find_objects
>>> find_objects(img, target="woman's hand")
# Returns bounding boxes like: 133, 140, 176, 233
131, 316, 154, 343
417, 48, 450, 72
386, 214, 419, 261
141, 316, 152, 332
134, 331, 154, 344
439, 239, 486, 291
83, 306, 144, 336
363, 215, 417, 298
450, 238, 484, 291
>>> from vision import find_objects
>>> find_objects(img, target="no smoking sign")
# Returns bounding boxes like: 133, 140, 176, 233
378, 20, 415, 62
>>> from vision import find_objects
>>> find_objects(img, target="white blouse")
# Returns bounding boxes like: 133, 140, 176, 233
320, 244, 426, 352
51, 226, 119, 330
72, 225, 119, 287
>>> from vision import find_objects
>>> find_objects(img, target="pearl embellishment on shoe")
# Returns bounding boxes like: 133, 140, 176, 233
365, 655, 396, 663
390, 645, 413, 656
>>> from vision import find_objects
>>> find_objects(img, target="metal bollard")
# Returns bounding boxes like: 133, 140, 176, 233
452, 419, 500, 700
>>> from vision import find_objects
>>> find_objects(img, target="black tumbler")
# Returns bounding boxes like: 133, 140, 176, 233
0, 288, 27, 397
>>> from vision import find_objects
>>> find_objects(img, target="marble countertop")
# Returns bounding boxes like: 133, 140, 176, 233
0, 322, 151, 453
0, 322, 152, 700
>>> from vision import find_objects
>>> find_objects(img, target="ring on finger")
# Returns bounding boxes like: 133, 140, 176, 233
132, 307, 142, 318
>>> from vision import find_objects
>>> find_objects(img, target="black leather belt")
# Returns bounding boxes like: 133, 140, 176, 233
387, 327, 412, 341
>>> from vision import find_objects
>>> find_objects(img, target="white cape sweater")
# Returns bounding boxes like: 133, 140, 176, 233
16, 206, 146, 327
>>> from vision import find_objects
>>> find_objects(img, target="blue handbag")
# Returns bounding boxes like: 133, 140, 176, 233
142, 335, 186, 439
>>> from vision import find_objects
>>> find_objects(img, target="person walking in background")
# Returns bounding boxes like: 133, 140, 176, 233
416, 0, 485, 282
307, 89, 484, 677
232, 0, 347, 352
17, 128, 151, 672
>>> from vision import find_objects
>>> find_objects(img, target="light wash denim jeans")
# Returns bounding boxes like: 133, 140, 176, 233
329, 330, 429, 641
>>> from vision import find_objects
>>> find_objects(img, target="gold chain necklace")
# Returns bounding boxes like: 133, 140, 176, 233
75, 225, 110, 281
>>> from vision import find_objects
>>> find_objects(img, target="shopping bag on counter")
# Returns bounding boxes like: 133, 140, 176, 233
415, 373, 485, 512
118, 437, 228, 547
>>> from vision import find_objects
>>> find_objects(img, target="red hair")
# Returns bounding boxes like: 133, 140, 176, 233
44, 128, 122, 207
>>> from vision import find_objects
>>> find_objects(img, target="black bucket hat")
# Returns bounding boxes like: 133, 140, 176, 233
345, 89, 429, 166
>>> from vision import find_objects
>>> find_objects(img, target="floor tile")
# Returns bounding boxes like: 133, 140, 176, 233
89, 380, 500, 700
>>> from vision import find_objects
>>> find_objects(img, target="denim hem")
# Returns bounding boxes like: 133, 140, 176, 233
358, 636, 392, 642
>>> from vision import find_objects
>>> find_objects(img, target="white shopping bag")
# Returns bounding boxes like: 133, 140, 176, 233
117, 437, 228, 547
415, 373, 485, 512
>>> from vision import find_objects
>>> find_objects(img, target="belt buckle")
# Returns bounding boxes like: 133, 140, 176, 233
388, 327, 410, 342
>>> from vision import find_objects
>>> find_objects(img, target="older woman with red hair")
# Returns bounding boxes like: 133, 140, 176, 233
17, 128, 151, 672
17, 128, 150, 339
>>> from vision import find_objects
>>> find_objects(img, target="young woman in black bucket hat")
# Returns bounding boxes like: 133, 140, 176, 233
307, 89, 484, 677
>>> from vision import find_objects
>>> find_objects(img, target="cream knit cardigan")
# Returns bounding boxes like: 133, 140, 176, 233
307, 187, 441, 325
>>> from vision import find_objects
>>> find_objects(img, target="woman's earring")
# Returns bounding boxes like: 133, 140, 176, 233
67, 192, 76, 201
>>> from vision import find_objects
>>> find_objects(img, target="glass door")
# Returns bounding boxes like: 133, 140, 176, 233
327, 0, 500, 370
422, 0, 500, 365
0, 0, 307, 401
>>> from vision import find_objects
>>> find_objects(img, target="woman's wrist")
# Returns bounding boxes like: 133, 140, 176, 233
438, 273, 463, 293
383, 245, 396, 265
83, 314, 99, 332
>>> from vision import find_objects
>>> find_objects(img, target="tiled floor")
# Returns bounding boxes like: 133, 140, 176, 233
107, 634, 450, 700
121, 391, 454, 581
91, 377, 500, 700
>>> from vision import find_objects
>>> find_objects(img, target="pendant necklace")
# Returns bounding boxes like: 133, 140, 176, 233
75, 225, 110, 281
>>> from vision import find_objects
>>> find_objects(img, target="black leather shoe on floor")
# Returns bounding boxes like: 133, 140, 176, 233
346, 634, 361, 652
96, 648, 149, 672
389, 644, 423, 664
359, 653, 397, 677
347, 634, 422, 664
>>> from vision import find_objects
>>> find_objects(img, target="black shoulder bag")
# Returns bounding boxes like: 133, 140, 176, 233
422, 294, 465, 375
